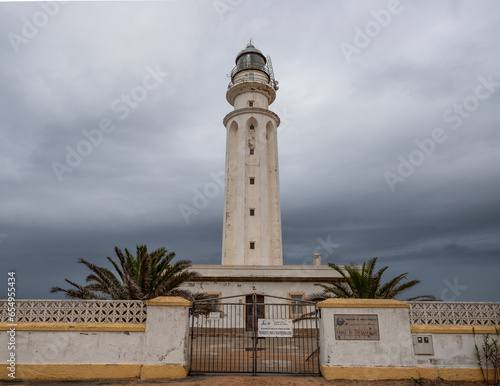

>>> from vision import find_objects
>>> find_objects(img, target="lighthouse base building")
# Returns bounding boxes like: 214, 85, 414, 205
182, 260, 342, 304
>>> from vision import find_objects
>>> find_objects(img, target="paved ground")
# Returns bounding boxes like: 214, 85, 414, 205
2, 375, 486, 386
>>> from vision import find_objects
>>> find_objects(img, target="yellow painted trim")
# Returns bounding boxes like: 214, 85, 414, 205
140, 364, 189, 379
0, 323, 145, 332
3, 363, 494, 382
320, 365, 418, 380
411, 325, 500, 334
417, 367, 496, 381
146, 296, 192, 307
320, 365, 496, 381
1, 364, 141, 381
316, 299, 409, 309
0, 364, 190, 381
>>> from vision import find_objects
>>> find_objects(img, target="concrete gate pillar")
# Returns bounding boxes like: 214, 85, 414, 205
142, 296, 192, 379
317, 299, 416, 381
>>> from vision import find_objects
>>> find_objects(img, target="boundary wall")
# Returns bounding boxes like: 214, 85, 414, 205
1, 297, 499, 381
317, 299, 499, 381
0, 297, 191, 381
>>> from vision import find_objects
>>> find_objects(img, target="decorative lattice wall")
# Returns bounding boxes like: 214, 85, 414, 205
408, 302, 500, 326
0, 300, 146, 323
3, 300, 500, 326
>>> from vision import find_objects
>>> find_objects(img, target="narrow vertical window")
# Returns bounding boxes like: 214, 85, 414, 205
250, 242, 255, 249
249, 148, 254, 155
250, 209, 255, 216
250, 125, 254, 130
249, 177, 255, 185
249, 101, 254, 107
289, 294, 305, 316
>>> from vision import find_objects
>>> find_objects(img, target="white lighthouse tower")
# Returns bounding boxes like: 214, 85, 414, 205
185, 42, 344, 299
222, 41, 283, 266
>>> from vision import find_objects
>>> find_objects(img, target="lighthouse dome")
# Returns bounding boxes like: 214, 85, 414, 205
231, 42, 269, 78
235, 42, 267, 66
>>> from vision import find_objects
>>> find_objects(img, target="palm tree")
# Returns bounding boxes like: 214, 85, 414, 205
50, 245, 203, 301
309, 257, 435, 301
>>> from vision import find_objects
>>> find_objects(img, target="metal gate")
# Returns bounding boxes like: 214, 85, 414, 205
189, 294, 320, 375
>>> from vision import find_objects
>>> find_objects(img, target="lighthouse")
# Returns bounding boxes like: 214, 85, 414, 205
221, 41, 283, 266
185, 42, 343, 303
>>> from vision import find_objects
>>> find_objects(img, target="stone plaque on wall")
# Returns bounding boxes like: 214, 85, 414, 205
334, 314, 380, 340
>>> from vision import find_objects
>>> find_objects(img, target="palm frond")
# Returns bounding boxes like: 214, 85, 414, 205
313, 257, 431, 301
51, 245, 194, 301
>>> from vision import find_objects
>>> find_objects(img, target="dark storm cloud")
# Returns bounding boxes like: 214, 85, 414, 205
0, 0, 499, 301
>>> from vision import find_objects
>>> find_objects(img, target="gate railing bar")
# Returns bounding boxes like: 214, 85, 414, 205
263, 294, 318, 304
252, 293, 257, 376
192, 293, 317, 304
314, 306, 321, 374
192, 294, 248, 302
298, 304, 301, 373
189, 307, 195, 371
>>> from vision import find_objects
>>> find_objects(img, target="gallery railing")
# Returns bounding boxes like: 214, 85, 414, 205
228, 77, 274, 89
408, 301, 500, 326
0, 299, 147, 324
230, 62, 269, 79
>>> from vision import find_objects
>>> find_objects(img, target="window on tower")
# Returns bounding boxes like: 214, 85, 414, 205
249, 72, 254, 81
249, 177, 255, 185
249, 148, 254, 155
250, 209, 255, 216
249, 101, 254, 107
250, 125, 254, 130
250, 242, 255, 249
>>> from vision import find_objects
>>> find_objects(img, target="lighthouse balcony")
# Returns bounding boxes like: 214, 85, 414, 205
228, 65, 277, 91
227, 77, 274, 90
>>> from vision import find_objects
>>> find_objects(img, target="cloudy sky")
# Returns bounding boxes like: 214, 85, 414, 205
1, 0, 499, 301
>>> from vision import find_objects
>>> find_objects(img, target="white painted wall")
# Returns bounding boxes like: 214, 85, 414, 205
183, 280, 326, 300
0, 302, 190, 366
319, 306, 415, 368
0, 330, 144, 364
234, 89, 269, 109
413, 333, 480, 368
2, 297, 493, 373
143, 304, 190, 365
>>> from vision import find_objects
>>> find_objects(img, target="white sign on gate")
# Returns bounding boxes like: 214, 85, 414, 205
209, 312, 221, 319
258, 319, 293, 337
